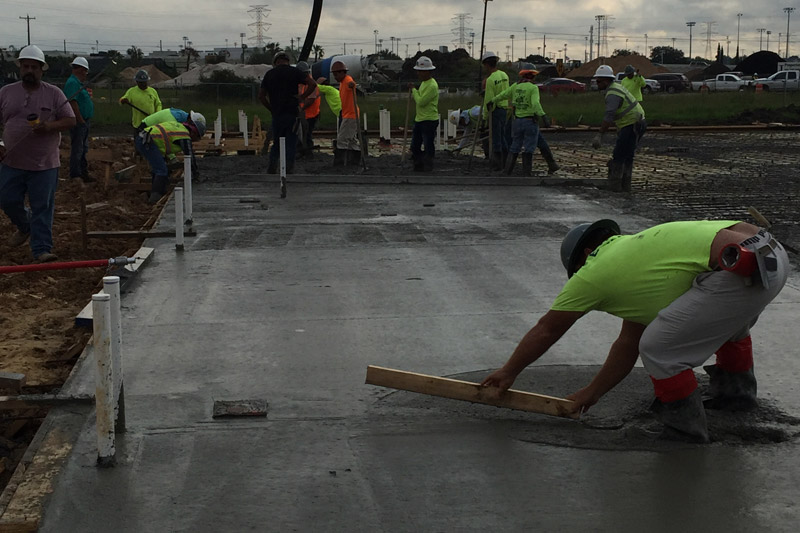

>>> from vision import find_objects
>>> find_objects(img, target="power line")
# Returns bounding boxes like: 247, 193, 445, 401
247, 5, 271, 48
19, 13, 35, 46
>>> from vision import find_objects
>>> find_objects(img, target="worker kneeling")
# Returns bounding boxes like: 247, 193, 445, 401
482, 220, 789, 443
135, 111, 205, 204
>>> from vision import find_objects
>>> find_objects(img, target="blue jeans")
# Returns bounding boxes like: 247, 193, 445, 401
489, 108, 508, 153
410, 120, 438, 160
0, 165, 59, 256
269, 113, 298, 166
612, 120, 647, 164
509, 118, 540, 154
135, 133, 169, 194
69, 120, 90, 178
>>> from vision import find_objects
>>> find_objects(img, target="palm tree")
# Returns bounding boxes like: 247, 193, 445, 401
313, 44, 324, 61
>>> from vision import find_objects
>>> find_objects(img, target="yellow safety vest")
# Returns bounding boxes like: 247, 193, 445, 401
145, 120, 192, 156
605, 82, 644, 129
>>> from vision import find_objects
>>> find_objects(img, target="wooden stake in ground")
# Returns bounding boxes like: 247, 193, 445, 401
400, 88, 412, 166
365, 365, 578, 419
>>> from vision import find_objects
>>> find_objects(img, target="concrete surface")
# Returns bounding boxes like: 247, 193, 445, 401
36, 171, 800, 531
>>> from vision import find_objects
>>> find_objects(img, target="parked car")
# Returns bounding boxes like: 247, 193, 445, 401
537, 78, 586, 95
691, 73, 749, 92
649, 73, 692, 93
613, 72, 661, 94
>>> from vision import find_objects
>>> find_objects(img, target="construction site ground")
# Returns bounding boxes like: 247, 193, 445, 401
2, 128, 800, 530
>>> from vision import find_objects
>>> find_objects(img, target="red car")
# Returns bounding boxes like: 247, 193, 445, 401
537, 78, 586, 95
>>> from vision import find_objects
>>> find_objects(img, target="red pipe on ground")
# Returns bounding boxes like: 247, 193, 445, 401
0, 257, 135, 274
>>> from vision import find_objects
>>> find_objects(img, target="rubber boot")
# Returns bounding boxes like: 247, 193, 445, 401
703, 365, 758, 411
491, 151, 503, 170
149, 174, 169, 204
423, 153, 434, 172
333, 149, 345, 167
521, 153, 533, 176
651, 389, 710, 444
412, 154, 425, 172
605, 160, 625, 192
622, 161, 633, 192
539, 144, 560, 174
502, 150, 509, 169
503, 153, 519, 175
348, 149, 361, 166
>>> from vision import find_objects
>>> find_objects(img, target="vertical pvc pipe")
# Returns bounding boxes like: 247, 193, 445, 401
175, 187, 184, 251
92, 293, 115, 467
363, 112, 367, 131
214, 109, 222, 147
102, 276, 125, 433
183, 156, 193, 225
279, 137, 286, 176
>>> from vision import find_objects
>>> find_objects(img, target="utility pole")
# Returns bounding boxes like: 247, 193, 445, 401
726, 35, 730, 57
390, 36, 395, 55
19, 14, 35, 46
644, 33, 648, 53
589, 26, 594, 61
523, 27, 527, 58
374, 30, 378, 54
757, 28, 766, 50
543, 34, 547, 60
687, 21, 696, 59
510, 34, 515, 62
584, 36, 588, 62
736, 13, 743, 60
477, 0, 492, 82
786, 7, 795, 58
766, 30, 771, 51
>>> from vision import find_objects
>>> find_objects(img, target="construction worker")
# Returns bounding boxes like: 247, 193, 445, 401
258, 51, 316, 174
136, 112, 206, 204
316, 77, 342, 118
296, 61, 321, 159
64, 57, 94, 182
0, 45, 76, 263
489, 69, 541, 176
481, 51, 510, 170
407, 56, 439, 172
482, 219, 789, 443
119, 70, 162, 136
591, 65, 646, 192
620, 65, 646, 102
450, 105, 482, 151
331, 60, 361, 166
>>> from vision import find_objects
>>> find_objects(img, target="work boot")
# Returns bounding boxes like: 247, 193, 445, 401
539, 145, 560, 174
147, 191, 163, 205
348, 149, 362, 166
703, 364, 758, 411
34, 252, 58, 263
604, 160, 625, 192
651, 389, 710, 444
503, 152, 519, 175
490, 151, 504, 170
423, 153, 434, 172
622, 161, 633, 192
521, 153, 533, 176
333, 149, 345, 167
7, 229, 30, 247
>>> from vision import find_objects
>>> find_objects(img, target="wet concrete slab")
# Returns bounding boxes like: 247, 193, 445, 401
36, 173, 800, 531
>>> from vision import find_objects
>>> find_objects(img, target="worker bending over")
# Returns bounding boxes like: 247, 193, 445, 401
591, 65, 646, 192
408, 56, 439, 172
450, 106, 482, 151
482, 219, 789, 443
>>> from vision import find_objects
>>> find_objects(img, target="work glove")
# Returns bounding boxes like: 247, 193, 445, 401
541, 115, 552, 128
486, 101, 495, 112
591, 134, 602, 149
138, 130, 152, 146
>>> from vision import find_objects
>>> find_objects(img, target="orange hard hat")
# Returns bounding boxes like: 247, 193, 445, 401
519, 69, 538, 79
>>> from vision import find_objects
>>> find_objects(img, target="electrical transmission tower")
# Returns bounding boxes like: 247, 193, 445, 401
703, 21, 717, 60
594, 14, 614, 58
248, 5, 271, 48
451, 13, 473, 51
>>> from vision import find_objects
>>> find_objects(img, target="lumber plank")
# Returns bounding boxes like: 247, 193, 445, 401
0, 374, 25, 393
86, 229, 196, 238
365, 365, 578, 419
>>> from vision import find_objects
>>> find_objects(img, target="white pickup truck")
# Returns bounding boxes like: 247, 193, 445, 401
691, 73, 749, 92
753, 70, 800, 91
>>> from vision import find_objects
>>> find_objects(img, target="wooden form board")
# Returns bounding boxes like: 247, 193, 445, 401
365, 365, 579, 419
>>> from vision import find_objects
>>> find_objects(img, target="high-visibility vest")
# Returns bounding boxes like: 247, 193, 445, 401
605, 81, 644, 129
299, 84, 321, 119
144, 120, 192, 156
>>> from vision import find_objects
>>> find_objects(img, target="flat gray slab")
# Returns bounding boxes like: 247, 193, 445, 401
39, 175, 800, 531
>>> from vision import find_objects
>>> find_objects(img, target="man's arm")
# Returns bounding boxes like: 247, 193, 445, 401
299, 76, 317, 100
481, 310, 584, 391
34, 115, 76, 134
153, 90, 162, 112
69, 101, 84, 124
566, 319, 645, 413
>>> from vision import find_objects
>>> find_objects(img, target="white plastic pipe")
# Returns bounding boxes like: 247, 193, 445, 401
183, 156, 193, 225
92, 293, 115, 466
363, 112, 368, 131
279, 137, 286, 177
102, 276, 125, 432
175, 187, 184, 251
214, 109, 222, 147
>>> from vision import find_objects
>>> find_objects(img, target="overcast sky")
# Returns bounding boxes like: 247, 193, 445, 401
3, 0, 798, 60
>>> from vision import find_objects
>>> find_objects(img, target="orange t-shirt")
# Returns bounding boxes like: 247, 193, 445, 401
338, 75, 359, 119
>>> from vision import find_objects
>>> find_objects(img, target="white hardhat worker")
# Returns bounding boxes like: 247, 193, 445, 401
71, 57, 89, 71
448, 109, 461, 125
413, 56, 435, 71
481, 50, 499, 62
593, 65, 615, 79
189, 111, 207, 137
16, 45, 49, 71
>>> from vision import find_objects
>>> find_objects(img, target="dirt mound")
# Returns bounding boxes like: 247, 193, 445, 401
119, 64, 172, 83
736, 50, 784, 76
569, 55, 669, 79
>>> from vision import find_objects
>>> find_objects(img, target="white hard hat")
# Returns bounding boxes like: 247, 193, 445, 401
413, 56, 436, 71
593, 65, 615, 78
189, 111, 206, 137
481, 50, 499, 62
448, 109, 461, 125
71, 57, 89, 71
16, 45, 49, 71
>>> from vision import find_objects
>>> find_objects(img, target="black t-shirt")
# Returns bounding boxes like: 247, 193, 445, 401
260, 65, 308, 116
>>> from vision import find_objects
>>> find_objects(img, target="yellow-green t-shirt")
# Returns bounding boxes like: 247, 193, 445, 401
483, 70, 510, 117
412, 78, 439, 122
620, 74, 646, 102
120, 86, 162, 127
551, 220, 739, 324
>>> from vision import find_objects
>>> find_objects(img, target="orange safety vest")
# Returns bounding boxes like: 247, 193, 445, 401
338, 75, 359, 119
144, 120, 192, 156
299, 84, 321, 119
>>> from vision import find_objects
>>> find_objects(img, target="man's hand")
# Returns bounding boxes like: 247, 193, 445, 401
486, 101, 495, 112
120, 98, 129, 105
591, 134, 602, 149
32, 122, 51, 135
348, 81, 355, 89
566, 385, 600, 414
480, 367, 517, 392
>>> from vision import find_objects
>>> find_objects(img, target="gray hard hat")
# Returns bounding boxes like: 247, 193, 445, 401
273, 51, 290, 64
134, 69, 150, 82
560, 219, 620, 277
296, 61, 310, 73
624, 64, 635, 75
